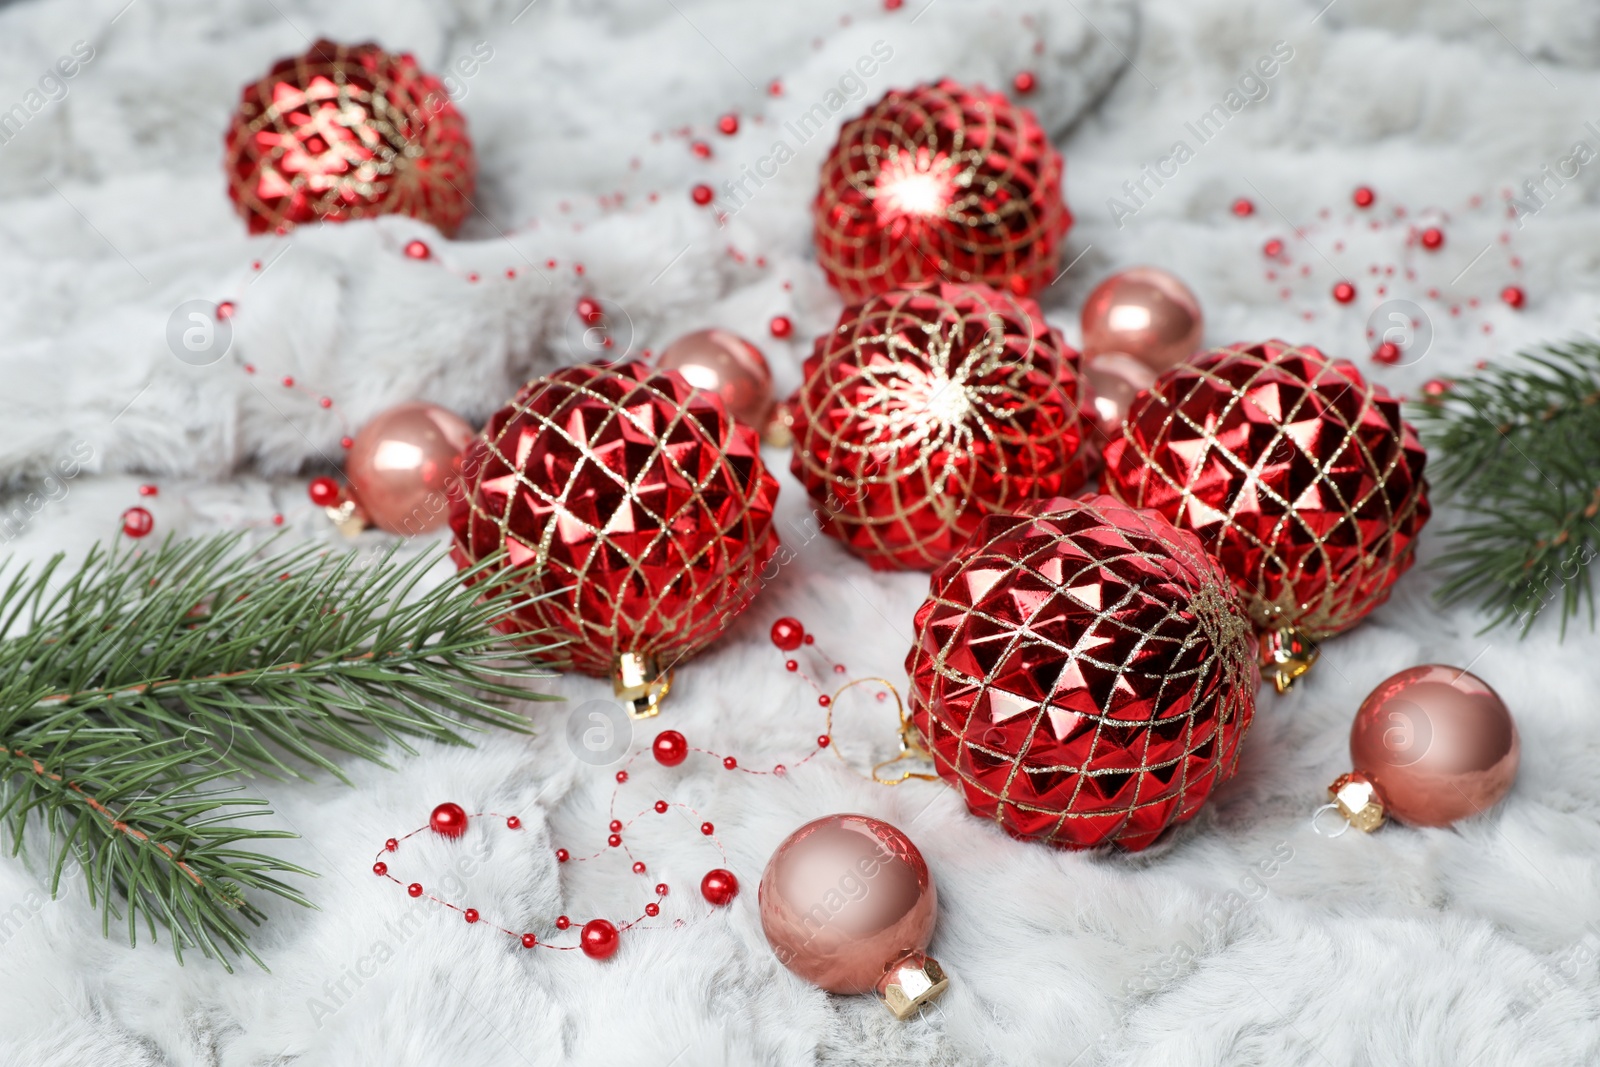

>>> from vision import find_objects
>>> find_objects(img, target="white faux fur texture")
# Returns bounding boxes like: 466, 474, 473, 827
4, 0, 1600, 1065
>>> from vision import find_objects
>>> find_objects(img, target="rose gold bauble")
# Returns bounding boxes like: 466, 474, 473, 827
655, 329, 775, 431
1081, 352, 1158, 438
345, 402, 476, 535
1080, 267, 1203, 372
759, 814, 947, 1017
1336, 665, 1519, 829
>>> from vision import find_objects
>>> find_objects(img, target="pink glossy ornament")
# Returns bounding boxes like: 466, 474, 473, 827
1081, 352, 1158, 438
1331, 666, 1519, 830
345, 402, 475, 535
759, 814, 948, 1018
1080, 267, 1204, 373
654, 329, 775, 431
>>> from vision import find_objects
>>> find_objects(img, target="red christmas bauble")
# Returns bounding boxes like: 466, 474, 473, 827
448, 361, 780, 679
813, 80, 1071, 301
224, 40, 475, 236
907, 496, 1259, 850
789, 283, 1094, 570
1100, 340, 1430, 686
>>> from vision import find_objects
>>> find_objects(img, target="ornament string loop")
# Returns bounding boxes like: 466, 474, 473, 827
823, 677, 937, 786
1309, 802, 1351, 838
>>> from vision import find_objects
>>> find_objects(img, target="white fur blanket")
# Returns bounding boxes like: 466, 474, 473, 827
3, 0, 1600, 1064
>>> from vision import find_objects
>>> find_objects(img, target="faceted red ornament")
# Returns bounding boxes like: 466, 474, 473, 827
580, 918, 620, 959
789, 283, 1094, 570
813, 79, 1071, 301
448, 361, 780, 678
1100, 340, 1430, 688
429, 802, 468, 838
224, 40, 475, 236
907, 496, 1258, 851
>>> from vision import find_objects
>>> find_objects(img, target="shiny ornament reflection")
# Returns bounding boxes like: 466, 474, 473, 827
655, 329, 775, 431
759, 814, 946, 1016
345, 402, 475, 535
1082, 352, 1158, 437
1080, 267, 1204, 372
1336, 665, 1518, 829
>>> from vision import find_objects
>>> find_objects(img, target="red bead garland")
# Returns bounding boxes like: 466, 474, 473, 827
429, 802, 468, 838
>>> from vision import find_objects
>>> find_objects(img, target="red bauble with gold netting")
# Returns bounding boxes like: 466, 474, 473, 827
813, 79, 1071, 302
225, 39, 475, 236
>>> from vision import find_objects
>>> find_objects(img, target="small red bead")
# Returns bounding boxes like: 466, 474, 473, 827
609, 820, 623, 833
1353, 186, 1375, 208
464, 908, 480, 924
137, 484, 158, 497
407, 883, 423, 898
722, 756, 738, 770
817, 734, 831, 748
885, 0, 903, 8
281, 376, 295, 387
700, 822, 715, 836
690, 140, 712, 159
1420, 227, 1445, 251
1373, 342, 1401, 365
1502, 285, 1525, 309
318, 396, 332, 409
817, 695, 832, 708
1231, 198, 1254, 217
507, 815, 521, 829
701, 868, 739, 906
632, 861, 646, 874
615, 770, 628, 784
308, 476, 341, 507
372, 862, 387, 876
404, 239, 431, 260
576, 296, 604, 325
522, 933, 538, 948
340, 436, 354, 450
556, 848, 570, 863
769, 315, 793, 339
1332, 281, 1357, 304
773, 764, 786, 776
1423, 378, 1451, 397
645, 903, 660, 917
785, 660, 798, 672
691, 184, 714, 205
653, 730, 689, 767
556, 915, 571, 930
655, 883, 669, 896
768, 79, 783, 96
717, 113, 739, 135
429, 802, 469, 838
832, 664, 846, 674
120, 507, 154, 539
385, 838, 398, 852
770, 617, 805, 651
608, 834, 622, 848
580, 918, 620, 960
216, 301, 235, 320
271, 513, 285, 526
803, 634, 815, 645
654, 800, 669, 814
1263, 238, 1283, 258
467, 272, 481, 282
1012, 71, 1036, 94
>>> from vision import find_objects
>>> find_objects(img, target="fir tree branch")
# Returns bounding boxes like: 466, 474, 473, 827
1411, 336, 1600, 635
0, 534, 561, 965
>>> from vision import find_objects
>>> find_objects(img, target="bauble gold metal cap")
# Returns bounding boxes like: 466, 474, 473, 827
874, 951, 949, 1020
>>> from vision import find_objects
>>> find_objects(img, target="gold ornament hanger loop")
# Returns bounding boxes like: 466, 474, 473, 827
824, 677, 938, 786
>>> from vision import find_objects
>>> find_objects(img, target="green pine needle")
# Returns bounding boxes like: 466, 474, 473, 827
1410, 336, 1600, 636
0, 534, 560, 968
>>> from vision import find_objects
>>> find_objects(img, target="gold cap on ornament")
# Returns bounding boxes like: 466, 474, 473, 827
1259, 625, 1319, 693
874, 951, 949, 1020
613, 652, 673, 719
1327, 771, 1387, 833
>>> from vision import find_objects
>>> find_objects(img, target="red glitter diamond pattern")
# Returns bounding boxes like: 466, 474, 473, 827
1100, 340, 1430, 640
813, 79, 1072, 301
907, 496, 1259, 851
224, 39, 475, 236
449, 362, 779, 677
789, 283, 1095, 571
